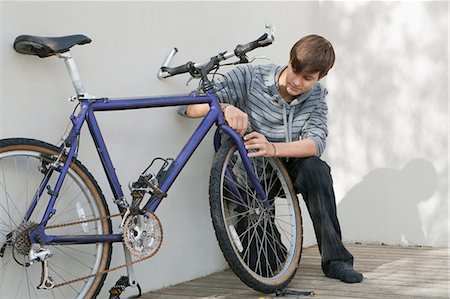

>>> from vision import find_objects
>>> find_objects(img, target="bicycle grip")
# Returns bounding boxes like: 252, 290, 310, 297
234, 33, 273, 57
161, 62, 193, 77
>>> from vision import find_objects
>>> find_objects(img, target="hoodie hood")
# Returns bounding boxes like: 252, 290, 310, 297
269, 65, 314, 142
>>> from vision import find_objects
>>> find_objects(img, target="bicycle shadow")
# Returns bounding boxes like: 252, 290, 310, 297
338, 158, 438, 245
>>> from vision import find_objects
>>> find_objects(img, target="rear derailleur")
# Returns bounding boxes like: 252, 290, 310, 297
29, 243, 55, 290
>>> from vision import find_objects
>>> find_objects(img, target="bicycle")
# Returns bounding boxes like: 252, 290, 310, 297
0, 24, 303, 298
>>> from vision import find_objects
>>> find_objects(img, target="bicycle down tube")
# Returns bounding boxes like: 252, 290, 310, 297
37, 89, 268, 245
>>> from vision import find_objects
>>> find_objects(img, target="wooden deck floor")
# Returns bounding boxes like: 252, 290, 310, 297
141, 244, 450, 299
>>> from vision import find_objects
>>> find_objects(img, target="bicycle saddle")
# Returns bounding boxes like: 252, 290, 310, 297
14, 34, 91, 58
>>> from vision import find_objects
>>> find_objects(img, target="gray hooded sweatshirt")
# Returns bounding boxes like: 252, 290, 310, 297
214, 64, 329, 157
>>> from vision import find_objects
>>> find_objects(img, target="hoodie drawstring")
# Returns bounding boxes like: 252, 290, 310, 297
282, 103, 296, 143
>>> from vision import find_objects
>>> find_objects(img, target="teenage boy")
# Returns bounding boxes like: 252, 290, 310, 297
184, 35, 363, 283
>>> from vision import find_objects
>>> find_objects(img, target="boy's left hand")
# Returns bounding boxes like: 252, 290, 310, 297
244, 132, 275, 158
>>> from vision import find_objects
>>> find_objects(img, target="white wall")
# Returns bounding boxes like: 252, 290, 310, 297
1, 0, 448, 295
316, 1, 449, 248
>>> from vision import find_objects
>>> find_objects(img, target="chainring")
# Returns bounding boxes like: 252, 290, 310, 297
122, 212, 163, 258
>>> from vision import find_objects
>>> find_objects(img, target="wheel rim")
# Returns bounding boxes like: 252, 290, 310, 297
220, 146, 300, 282
0, 149, 107, 298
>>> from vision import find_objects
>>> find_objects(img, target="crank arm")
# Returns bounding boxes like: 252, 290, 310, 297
122, 243, 138, 287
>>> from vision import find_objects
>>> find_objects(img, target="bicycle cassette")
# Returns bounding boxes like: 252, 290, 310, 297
12, 221, 38, 255
122, 212, 163, 258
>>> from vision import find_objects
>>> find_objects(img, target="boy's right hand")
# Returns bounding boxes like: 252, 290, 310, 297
223, 105, 248, 136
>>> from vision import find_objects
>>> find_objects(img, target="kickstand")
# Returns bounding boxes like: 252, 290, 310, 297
109, 276, 142, 299
275, 289, 315, 297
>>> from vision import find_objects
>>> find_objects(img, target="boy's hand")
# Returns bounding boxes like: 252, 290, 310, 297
223, 105, 248, 136
244, 132, 276, 158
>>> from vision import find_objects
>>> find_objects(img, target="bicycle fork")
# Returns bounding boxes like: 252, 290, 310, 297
214, 126, 271, 211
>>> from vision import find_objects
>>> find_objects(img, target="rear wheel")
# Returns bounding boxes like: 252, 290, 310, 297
0, 138, 112, 298
209, 140, 303, 293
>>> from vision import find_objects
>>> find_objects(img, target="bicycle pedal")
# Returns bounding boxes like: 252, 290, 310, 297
275, 289, 315, 297
108, 275, 142, 299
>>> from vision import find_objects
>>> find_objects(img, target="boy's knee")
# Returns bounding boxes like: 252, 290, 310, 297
286, 156, 332, 193
289, 156, 330, 174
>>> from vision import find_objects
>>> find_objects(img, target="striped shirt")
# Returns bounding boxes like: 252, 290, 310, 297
214, 64, 329, 157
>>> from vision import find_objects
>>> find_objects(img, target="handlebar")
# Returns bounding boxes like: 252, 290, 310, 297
157, 24, 275, 80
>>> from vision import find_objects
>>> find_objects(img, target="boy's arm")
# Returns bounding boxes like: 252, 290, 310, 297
185, 103, 249, 136
182, 65, 250, 134
300, 92, 328, 157
271, 139, 317, 157
244, 132, 317, 158
185, 103, 210, 118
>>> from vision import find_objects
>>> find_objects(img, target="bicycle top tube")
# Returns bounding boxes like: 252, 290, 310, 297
88, 92, 216, 112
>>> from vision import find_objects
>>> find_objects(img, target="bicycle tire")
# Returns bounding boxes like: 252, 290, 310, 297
209, 139, 303, 293
0, 138, 112, 298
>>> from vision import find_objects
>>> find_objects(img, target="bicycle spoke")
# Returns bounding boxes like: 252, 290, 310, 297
53, 243, 98, 258
253, 221, 266, 275
223, 208, 253, 222
241, 213, 264, 263
24, 267, 39, 298
225, 169, 257, 198
235, 214, 263, 240
266, 219, 289, 264
49, 263, 80, 296
50, 190, 84, 224
52, 245, 96, 270
0, 163, 20, 229
0, 141, 112, 298
222, 186, 251, 209
212, 141, 301, 292
0, 256, 13, 284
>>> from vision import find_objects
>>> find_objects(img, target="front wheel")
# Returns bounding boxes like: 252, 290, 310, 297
209, 139, 303, 293
0, 138, 112, 298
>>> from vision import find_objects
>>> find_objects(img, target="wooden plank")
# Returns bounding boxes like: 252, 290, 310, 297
140, 244, 450, 299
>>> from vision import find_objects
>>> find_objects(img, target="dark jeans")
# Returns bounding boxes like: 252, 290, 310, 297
284, 156, 355, 275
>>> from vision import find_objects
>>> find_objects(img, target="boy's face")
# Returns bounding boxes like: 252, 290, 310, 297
284, 63, 320, 97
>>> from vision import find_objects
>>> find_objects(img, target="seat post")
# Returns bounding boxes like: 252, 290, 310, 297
57, 52, 86, 95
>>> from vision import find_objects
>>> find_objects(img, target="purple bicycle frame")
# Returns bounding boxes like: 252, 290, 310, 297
32, 89, 268, 245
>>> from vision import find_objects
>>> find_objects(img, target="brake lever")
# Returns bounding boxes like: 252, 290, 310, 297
186, 77, 194, 86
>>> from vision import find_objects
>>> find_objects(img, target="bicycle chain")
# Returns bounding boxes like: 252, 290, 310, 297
45, 211, 162, 289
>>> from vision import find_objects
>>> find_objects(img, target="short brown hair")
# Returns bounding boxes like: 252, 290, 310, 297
289, 35, 335, 79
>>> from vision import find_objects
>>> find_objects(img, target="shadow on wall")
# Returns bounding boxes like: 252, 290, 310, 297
338, 158, 439, 246
314, 2, 448, 246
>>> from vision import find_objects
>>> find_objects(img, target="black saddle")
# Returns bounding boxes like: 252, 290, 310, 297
14, 35, 91, 58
